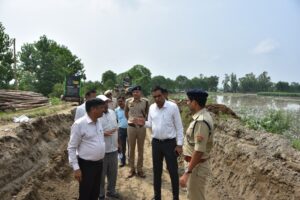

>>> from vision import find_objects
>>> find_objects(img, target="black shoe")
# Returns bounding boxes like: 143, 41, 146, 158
106, 192, 120, 199
119, 163, 125, 168
99, 195, 105, 200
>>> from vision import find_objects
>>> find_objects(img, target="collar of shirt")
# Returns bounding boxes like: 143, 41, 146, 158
116, 106, 124, 111
154, 100, 168, 110
85, 114, 96, 124
133, 98, 142, 102
192, 108, 206, 120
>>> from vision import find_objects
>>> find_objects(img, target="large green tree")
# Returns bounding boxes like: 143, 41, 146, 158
101, 70, 117, 90
275, 81, 290, 92
175, 75, 189, 91
239, 73, 257, 93
230, 73, 239, 93
0, 23, 14, 89
257, 71, 272, 92
222, 74, 230, 92
18, 35, 85, 96
127, 65, 152, 95
204, 76, 219, 92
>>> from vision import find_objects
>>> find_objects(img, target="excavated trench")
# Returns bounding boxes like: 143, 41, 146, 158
0, 105, 300, 200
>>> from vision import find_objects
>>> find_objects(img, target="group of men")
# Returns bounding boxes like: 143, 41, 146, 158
67, 85, 214, 200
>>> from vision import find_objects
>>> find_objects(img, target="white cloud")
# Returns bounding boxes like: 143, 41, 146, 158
253, 38, 279, 54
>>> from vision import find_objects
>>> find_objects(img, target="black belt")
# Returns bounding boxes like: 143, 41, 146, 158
78, 156, 103, 164
152, 138, 176, 143
128, 123, 142, 128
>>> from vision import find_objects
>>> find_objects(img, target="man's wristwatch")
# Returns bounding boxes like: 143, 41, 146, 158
185, 168, 192, 174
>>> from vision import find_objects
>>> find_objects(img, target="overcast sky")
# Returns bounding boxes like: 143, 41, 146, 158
1, 0, 299, 83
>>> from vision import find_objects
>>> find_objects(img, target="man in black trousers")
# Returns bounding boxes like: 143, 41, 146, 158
68, 98, 106, 200
137, 86, 184, 200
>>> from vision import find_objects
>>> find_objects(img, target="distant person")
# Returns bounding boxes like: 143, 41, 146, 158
115, 96, 128, 167
67, 98, 106, 200
104, 90, 117, 110
74, 89, 97, 121
179, 89, 214, 200
138, 86, 184, 200
97, 95, 120, 200
125, 85, 149, 178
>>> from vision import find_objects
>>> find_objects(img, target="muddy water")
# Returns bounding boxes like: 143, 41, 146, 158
211, 93, 300, 137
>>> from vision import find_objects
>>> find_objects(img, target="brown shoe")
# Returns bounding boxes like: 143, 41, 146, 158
137, 171, 146, 178
127, 170, 136, 178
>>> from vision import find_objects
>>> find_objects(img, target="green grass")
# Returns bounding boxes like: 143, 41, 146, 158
292, 139, 300, 151
242, 110, 291, 135
257, 92, 300, 97
50, 97, 63, 105
0, 103, 72, 122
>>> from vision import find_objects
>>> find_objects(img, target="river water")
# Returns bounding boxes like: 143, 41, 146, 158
210, 93, 300, 137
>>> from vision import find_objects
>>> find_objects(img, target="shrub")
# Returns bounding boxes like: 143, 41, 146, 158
242, 110, 291, 134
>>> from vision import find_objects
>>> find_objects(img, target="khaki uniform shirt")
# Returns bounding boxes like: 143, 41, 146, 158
183, 108, 214, 159
125, 97, 149, 123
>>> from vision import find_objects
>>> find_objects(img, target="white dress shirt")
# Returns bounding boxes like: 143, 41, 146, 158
99, 109, 119, 153
68, 114, 105, 170
145, 100, 184, 146
74, 102, 86, 121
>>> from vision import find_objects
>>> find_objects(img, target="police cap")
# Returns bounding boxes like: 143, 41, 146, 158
186, 89, 208, 99
131, 85, 142, 92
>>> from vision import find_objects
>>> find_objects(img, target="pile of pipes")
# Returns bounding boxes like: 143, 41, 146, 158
0, 90, 49, 111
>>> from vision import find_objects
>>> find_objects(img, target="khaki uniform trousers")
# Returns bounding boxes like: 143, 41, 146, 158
187, 160, 210, 200
127, 126, 146, 172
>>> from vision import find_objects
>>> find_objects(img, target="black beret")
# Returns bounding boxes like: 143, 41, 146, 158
186, 89, 208, 99
131, 85, 142, 91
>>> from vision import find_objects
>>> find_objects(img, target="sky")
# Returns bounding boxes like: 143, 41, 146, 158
1, 0, 299, 83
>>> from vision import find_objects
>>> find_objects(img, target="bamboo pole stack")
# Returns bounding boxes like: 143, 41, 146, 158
0, 90, 49, 111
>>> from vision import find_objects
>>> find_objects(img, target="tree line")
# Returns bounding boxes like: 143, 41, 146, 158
1, 22, 299, 97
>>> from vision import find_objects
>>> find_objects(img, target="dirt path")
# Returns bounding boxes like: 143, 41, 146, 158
1, 109, 220, 200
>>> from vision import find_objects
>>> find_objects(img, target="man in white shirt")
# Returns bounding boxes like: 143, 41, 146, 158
67, 98, 106, 200
74, 89, 97, 121
138, 86, 184, 200
97, 95, 120, 200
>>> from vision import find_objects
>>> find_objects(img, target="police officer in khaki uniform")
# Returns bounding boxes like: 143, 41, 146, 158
179, 89, 214, 200
125, 85, 149, 178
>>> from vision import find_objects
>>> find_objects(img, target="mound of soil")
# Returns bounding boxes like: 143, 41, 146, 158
1, 104, 299, 200
0, 114, 74, 200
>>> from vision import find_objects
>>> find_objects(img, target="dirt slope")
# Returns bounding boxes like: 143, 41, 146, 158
1, 107, 300, 200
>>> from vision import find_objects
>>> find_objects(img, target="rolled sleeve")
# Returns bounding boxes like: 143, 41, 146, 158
67, 123, 81, 170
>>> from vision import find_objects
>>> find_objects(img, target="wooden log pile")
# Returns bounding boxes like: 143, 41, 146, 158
0, 90, 49, 111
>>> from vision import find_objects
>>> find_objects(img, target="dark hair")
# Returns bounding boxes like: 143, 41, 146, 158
85, 98, 105, 113
117, 96, 125, 101
161, 88, 168, 94
151, 86, 165, 93
188, 95, 207, 107
85, 89, 97, 98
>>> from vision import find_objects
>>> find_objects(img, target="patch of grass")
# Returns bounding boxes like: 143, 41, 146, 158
242, 110, 291, 135
257, 92, 300, 97
292, 139, 300, 151
50, 97, 62, 105
0, 103, 72, 123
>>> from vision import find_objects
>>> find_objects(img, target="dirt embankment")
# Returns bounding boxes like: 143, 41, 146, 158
0, 104, 300, 200
209, 116, 300, 200
0, 114, 75, 200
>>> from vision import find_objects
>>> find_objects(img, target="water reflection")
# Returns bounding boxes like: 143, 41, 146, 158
214, 94, 300, 112
211, 93, 300, 136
